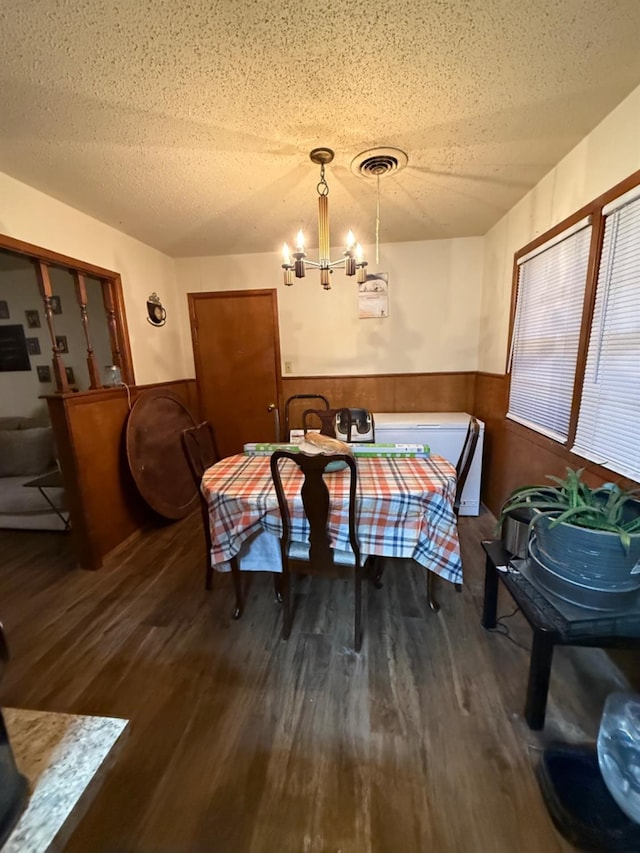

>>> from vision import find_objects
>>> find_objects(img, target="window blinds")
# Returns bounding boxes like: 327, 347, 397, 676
572, 194, 640, 481
507, 222, 591, 441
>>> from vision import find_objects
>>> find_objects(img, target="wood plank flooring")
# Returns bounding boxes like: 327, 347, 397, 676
0, 512, 633, 852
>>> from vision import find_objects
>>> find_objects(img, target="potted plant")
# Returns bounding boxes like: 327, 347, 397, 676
498, 468, 640, 604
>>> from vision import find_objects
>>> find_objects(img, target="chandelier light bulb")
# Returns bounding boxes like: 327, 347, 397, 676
296, 230, 305, 251
346, 230, 355, 249
282, 243, 291, 265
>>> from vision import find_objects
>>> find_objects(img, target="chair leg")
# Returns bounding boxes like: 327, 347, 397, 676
427, 571, 440, 613
282, 571, 292, 640
373, 557, 385, 589
230, 557, 243, 620
354, 568, 363, 652
273, 573, 283, 604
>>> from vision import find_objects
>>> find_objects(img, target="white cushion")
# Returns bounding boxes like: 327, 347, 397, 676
0, 427, 55, 476
0, 476, 65, 514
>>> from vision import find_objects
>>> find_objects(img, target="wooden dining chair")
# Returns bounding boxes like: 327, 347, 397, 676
426, 415, 481, 612
302, 407, 351, 439
182, 421, 243, 619
270, 450, 368, 651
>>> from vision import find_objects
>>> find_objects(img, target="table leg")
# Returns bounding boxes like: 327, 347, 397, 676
37, 486, 71, 530
481, 552, 499, 629
525, 629, 555, 730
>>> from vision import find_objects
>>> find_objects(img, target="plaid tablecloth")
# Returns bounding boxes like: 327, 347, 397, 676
201, 454, 463, 584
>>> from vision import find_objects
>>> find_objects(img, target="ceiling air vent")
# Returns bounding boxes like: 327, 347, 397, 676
351, 147, 408, 178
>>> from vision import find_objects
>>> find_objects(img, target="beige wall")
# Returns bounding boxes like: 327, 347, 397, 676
0, 171, 186, 385
176, 237, 484, 376
479, 82, 640, 374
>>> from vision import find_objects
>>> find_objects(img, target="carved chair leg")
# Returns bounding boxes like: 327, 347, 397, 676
427, 571, 440, 613
354, 568, 363, 652
373, 557, 385, 589
273, 573, 283, 604
230, 557, 243, 620
282, 572, 292, 640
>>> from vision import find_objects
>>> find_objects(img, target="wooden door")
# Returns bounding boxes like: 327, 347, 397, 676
188, 289, 283, 457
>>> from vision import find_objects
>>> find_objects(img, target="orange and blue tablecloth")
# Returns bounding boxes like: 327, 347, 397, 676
201, 454, 463, 584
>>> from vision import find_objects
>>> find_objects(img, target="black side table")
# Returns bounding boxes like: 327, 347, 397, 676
481, 540, 640, 730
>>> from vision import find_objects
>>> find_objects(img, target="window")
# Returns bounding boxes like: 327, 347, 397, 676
508, 170, 640, 484
572, 189, 640, 481
507, 220, 591, 441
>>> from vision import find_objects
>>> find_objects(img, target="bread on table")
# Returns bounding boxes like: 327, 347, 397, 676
301, 432, 352, 455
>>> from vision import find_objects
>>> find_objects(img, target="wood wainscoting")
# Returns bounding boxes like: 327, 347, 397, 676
474, 372, 640, 517
46, 379, 199, 571
282, 372, 477, 429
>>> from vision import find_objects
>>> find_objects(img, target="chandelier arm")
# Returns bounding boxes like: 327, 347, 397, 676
303, 258, 351, 270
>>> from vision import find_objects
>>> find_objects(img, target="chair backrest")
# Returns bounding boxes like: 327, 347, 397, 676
182, 421, 220, 487
454, 416, 480, 514
182, 421, 221, 562
270, 451, 360, 573
302, 407, 351, 439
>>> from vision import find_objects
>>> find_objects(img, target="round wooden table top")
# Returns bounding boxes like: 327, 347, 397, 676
125, 389, 198, 520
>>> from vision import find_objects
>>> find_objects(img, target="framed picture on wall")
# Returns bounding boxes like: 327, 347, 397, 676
65, 367, 75, 385
55, 335, 68, 354
51, 295, 62, 315
37, 365, 51, 383
25, 337, 41, 355
0, 325, 30, 371
25, 309, 41, 329
0, 301, 9, 319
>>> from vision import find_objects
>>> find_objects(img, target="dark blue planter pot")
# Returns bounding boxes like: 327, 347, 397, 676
532, 507, 640, 596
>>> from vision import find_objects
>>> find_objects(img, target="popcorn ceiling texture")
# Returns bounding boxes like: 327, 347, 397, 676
1, 0, 640, 257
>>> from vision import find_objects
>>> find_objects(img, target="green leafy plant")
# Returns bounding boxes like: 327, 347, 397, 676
498, 467, 640, 552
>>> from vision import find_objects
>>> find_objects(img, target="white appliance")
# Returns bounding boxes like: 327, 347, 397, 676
373, 412, 485, 515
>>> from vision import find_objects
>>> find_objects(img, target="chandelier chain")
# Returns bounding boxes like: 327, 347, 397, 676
317, 162, 329, 196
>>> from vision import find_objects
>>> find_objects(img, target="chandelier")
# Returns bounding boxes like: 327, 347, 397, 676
281, 147, 367, 291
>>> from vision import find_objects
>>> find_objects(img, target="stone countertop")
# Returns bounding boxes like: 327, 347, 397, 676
2, 707, 128, 853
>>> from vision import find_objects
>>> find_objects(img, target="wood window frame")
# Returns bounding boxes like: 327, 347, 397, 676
0, 232, 135, 387
506, 167, 640, 451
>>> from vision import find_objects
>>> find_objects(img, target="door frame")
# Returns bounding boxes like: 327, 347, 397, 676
187, 288, 284, 438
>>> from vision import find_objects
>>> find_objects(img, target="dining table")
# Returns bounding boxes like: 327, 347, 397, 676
200, 453, 463, 584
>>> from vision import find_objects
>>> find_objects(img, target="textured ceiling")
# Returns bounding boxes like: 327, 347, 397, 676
2, 1, 640, 258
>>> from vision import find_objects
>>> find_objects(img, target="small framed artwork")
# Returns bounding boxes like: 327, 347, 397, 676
25, 337, 41, 355
65, 367, 75, 385
55, 335, 69, 354
25, 309, 41, 329
0, 301, 9, 319
37, 365, 51, 383
51, 295, 62, 315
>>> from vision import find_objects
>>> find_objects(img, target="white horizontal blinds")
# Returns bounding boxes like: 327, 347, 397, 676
507, 222, 591, 441
572, 194, 640, 480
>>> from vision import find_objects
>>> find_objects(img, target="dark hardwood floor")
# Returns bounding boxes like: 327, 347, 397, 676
0, 511, 632, 852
